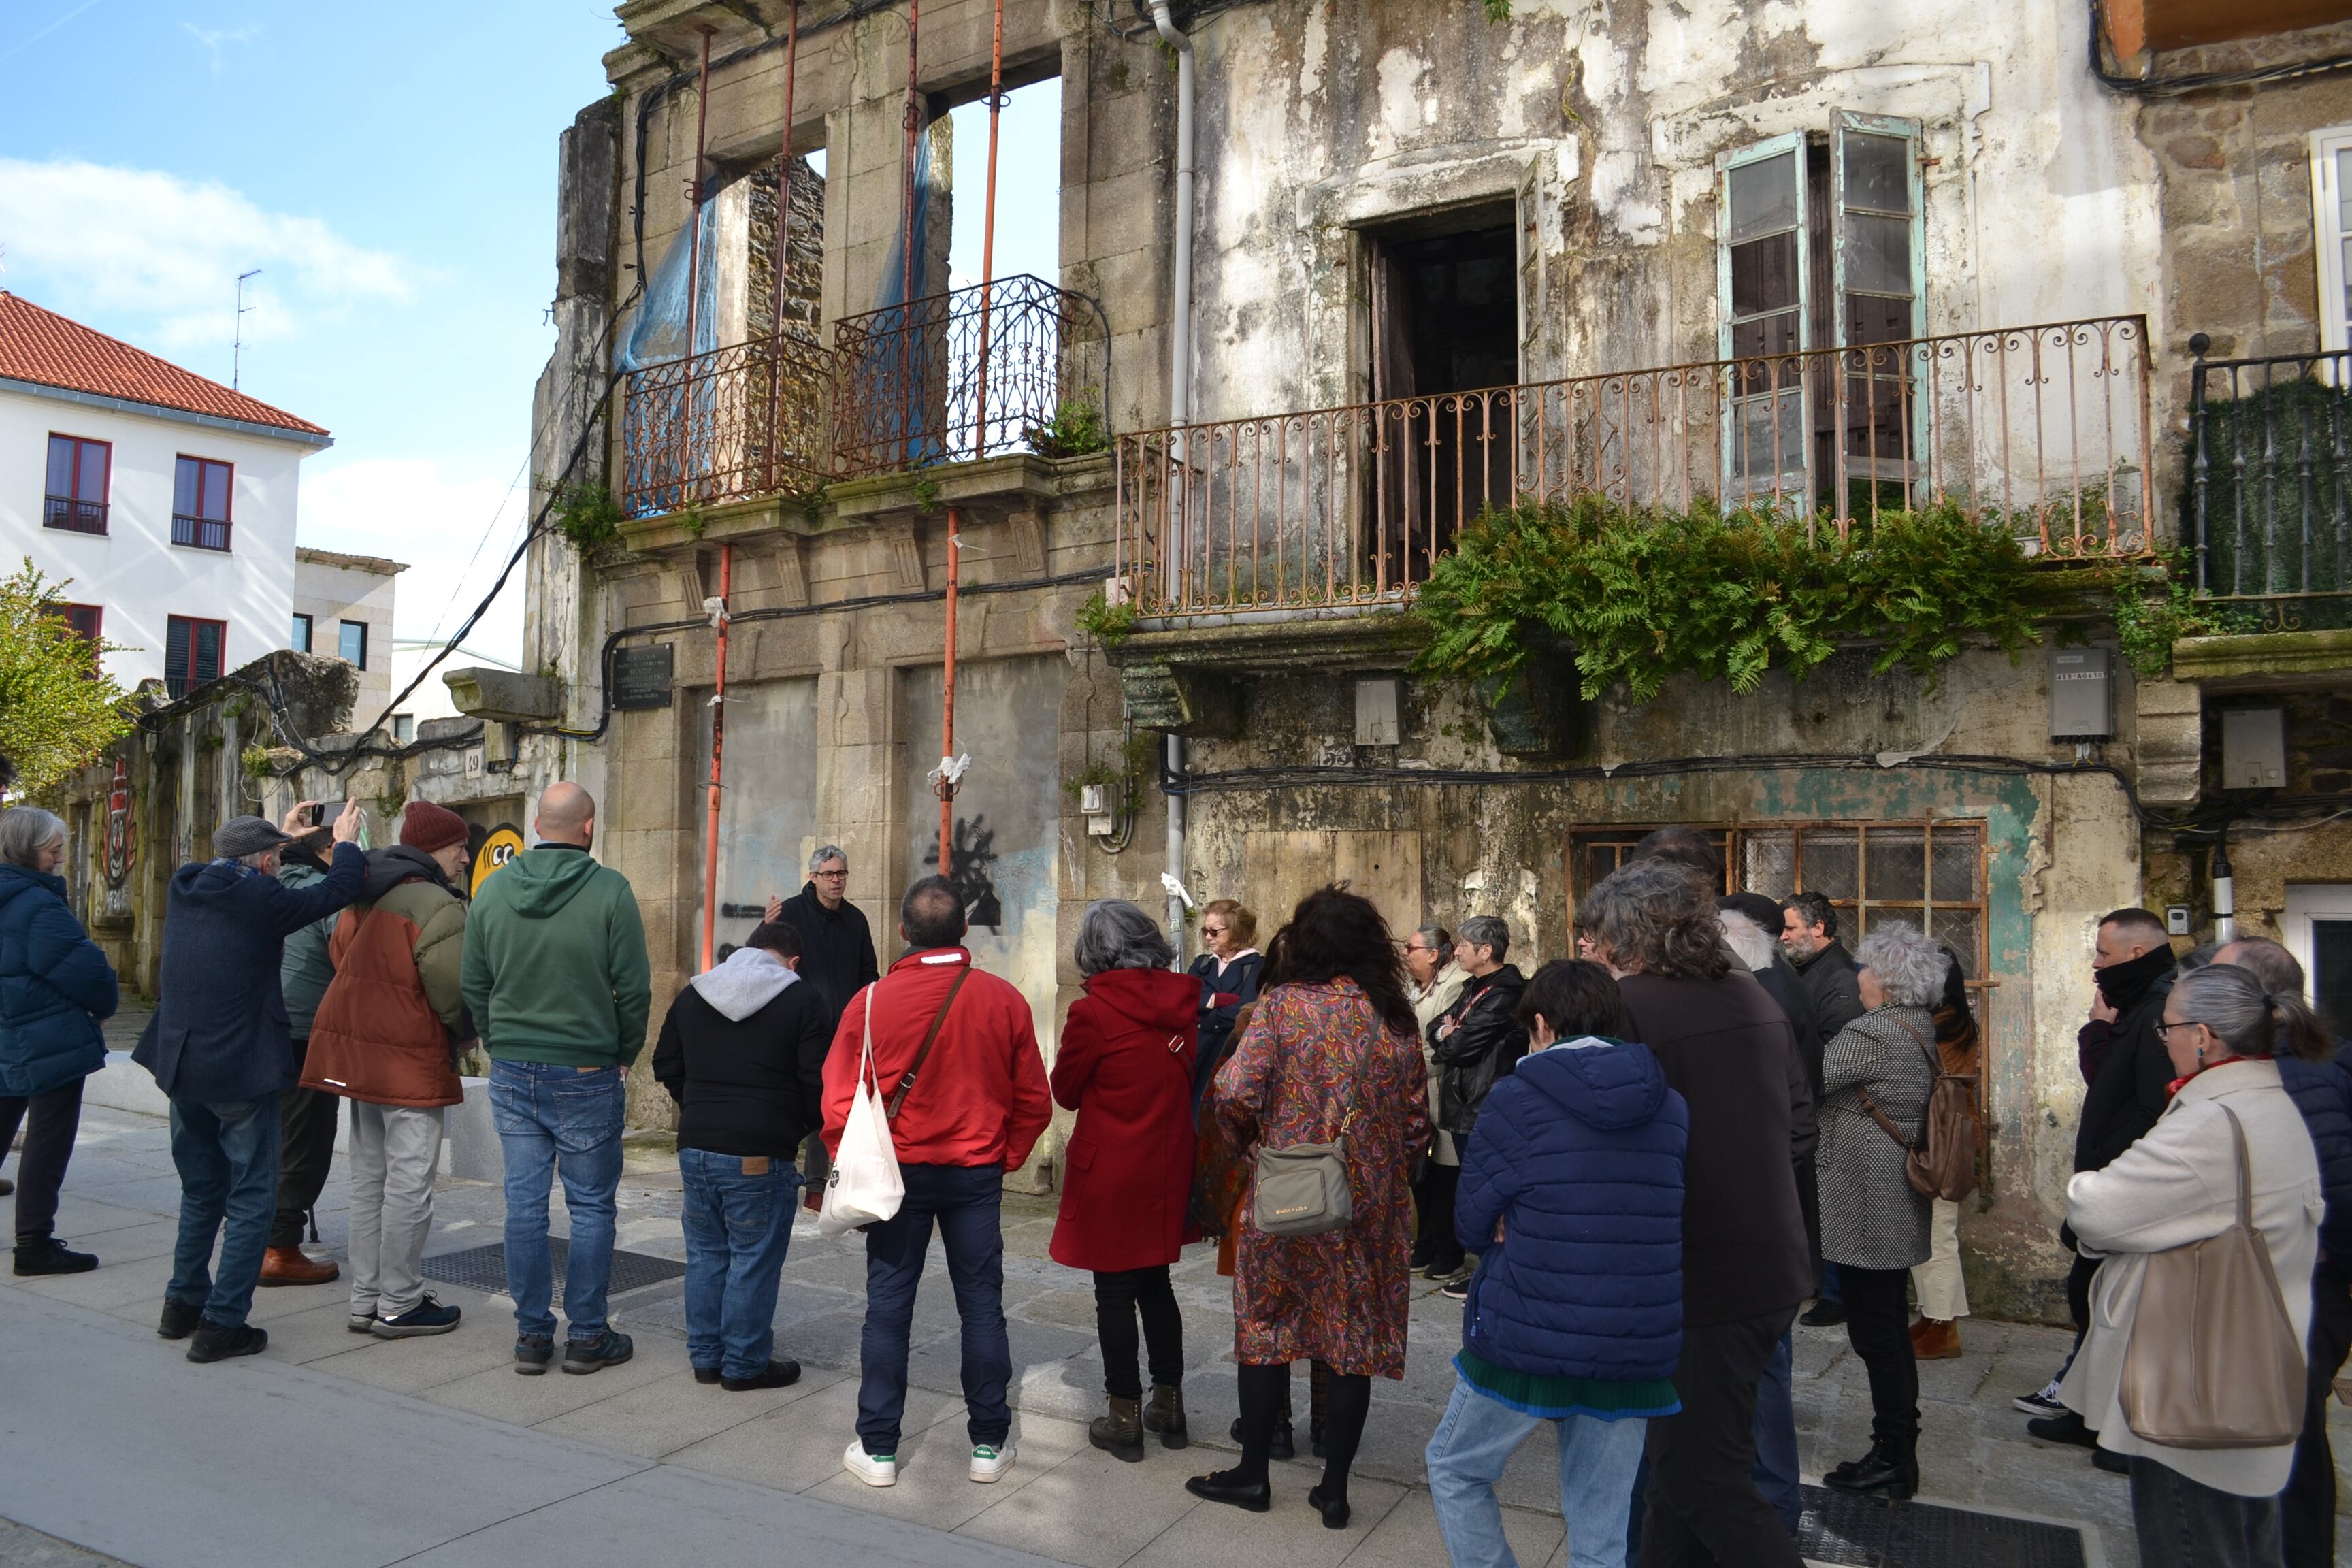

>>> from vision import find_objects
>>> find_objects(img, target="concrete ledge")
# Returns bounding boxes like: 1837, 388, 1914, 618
2172, 626, 2352, 684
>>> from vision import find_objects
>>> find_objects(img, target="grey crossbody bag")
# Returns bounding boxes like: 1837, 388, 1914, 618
1251, 1045, 1363, 1237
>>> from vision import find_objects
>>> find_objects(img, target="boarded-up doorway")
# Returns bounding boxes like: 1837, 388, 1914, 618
1243, 830, 1424, 943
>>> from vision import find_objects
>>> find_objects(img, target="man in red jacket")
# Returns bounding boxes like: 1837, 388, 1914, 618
823, 875, 1050, 1491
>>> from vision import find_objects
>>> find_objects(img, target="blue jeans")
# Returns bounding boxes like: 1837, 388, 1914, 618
1426, 1374, 1648, 1568
857, 1163, 1011, 1455
166, 1094, 280, 1330
1750, 1330, 1801, 1531
489, 1060, 624, 1342
679, 1147, 800, 1379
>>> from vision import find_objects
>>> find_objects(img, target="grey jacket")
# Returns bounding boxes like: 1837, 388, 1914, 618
278, 856, 341, 1041
1815, 1004, 1936, 1271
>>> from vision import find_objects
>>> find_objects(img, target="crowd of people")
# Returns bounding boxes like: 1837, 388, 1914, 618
1, 794, 2350, 1567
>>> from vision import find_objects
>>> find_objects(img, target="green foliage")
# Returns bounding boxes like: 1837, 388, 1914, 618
0, 560, 133, 794
1064, 728, 1159, 823
1075, 591, 1139, 647
550, 482, 625, 555
1410, 497, 2045, 702
2097, 551, 2255, 676
677, 506, 708, 540
1023, 395, 1109, 459
911, 474, 944, 514
1481, 0, 1511, 19
240, 744, 276, 780
798, 484, 830, 527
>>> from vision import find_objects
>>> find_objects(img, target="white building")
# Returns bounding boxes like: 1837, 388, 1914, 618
293, 546, 403, 731
0, 291, 332, 696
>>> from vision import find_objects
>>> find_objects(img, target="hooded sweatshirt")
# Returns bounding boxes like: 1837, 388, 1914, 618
653, 946, 832, 1157
303, 846, 469, 1109
1454, 1034, 1690, 1416
459, 844, 651, 1068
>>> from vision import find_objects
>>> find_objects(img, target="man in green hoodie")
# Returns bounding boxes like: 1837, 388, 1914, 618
461, 782, 651, 1377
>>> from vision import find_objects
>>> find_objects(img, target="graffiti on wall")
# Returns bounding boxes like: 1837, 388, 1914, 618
103, 755, 133, 890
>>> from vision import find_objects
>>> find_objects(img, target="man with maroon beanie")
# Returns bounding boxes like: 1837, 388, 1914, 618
305, 800, 473, 1337
825, 875, 1051, 1488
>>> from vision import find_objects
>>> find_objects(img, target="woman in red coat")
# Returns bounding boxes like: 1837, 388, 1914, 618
1051, 898, 1201, 1463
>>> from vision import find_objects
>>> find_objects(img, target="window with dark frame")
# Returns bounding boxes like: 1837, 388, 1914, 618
291, 612, 313, 652
164, 615, 226, 698
338, 619, 368, 670
44, 434, 110, 534
172, 455, 233, 551
391, 714, 414, 744
39, 602, 103, 665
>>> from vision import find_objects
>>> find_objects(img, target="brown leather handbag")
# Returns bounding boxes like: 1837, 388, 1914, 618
2117, 1105, 2306, 1450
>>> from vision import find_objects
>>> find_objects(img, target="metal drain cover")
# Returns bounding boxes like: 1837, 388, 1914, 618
1797, 1485, 2086, 1568
421, 1239, 686, 1298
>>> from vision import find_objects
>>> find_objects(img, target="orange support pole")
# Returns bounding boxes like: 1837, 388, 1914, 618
700, 543, 732, 973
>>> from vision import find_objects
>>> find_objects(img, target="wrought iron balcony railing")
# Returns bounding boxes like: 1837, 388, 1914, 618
2188, 340, 2352, 625
43, 495, 106, 534
1114, 316, 2155, 618
616, 274, 1110, 517
171, 512, 231, 551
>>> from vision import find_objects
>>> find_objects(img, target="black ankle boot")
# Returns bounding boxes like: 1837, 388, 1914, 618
14, 1237, 97, 1276
1825, 1435, 1917, 1500
1229, 1416, 1294, 1461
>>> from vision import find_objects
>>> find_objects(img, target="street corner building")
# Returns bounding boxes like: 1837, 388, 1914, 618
40, 0, 2352, 1312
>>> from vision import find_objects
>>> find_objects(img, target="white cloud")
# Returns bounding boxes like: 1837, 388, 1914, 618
0, 157, 409, 350
180, 22, 257, 74
299, 457, 528, 670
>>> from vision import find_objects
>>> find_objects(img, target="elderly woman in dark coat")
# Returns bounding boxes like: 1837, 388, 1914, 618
0, 806, 118, 1275
1049, 900, 1202, 1461
1816, 920, 1945, 1500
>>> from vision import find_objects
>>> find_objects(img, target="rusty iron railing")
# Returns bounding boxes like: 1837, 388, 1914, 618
619, 335, 835, 517
1115, 316, 2155, 617
831, 274, 1110, 478
2189, 336, 2352, 622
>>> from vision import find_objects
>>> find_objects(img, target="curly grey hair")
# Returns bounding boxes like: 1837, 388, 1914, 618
1074, 898, 1175, 976
0, 807, 67, 870
1575, 860, 1731, 981
1853, 921, 1948, 1009
808, 844, 848, 875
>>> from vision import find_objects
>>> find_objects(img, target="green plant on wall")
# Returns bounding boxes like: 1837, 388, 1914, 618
1023, 395, 1109, 459
0, 560, 133, 794
2096, 551, 2254, 676
1410, 496, 2048, 702
911, 474, 944, 514
550, 482, 626, 555
1074, 590, 1139, 647
1064, 726, 1159, 821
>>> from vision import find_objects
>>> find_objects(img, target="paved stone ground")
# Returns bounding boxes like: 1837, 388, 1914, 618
16, 1026, 2351, 1567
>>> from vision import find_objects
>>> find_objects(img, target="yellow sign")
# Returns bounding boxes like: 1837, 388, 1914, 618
472, 826, 525, 898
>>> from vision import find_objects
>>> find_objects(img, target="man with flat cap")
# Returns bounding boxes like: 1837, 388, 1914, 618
137, 803, 365, 1363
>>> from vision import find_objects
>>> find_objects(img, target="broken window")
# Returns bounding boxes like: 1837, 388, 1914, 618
1717, 114, 1923, 513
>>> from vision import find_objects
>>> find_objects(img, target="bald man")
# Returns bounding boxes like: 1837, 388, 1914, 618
461, 783, 651, 1375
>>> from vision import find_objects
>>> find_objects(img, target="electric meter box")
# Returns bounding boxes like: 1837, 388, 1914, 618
2048, 647, 2114, 740
2221, 708, 2287, 790
1355, 679, 1402, 747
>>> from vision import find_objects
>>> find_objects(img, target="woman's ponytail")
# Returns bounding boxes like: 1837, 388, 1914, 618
2269, 988, 2336, 1062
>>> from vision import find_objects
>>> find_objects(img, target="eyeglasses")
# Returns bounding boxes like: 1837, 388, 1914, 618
2153, 1020, 2210, 1039
814, 868, 848, 879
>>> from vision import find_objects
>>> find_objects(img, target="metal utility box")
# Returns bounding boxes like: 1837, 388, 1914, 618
2047, 647, 2114, 740
1355, 679, 1401, 747
2221, 708, 2287, 789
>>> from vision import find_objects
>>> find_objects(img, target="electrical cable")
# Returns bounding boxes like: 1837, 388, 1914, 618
2087, 0, 2352, 97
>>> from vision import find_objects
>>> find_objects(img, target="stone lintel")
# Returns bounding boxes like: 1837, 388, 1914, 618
2172, 627, 2352, 687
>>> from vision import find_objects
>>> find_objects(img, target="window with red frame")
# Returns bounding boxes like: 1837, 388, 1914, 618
44, 435, 110, 534
39, 602, 103, 668
165, 615, 225, 698
172, 456, 233, 551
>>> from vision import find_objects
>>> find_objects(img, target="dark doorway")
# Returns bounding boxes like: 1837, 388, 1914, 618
1362, 210, 1519, 589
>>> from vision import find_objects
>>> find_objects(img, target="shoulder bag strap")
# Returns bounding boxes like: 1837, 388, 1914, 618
2224, 1104, 2253, 1231
1856, 1013, 1936, 1149
885, 966, 971, 1122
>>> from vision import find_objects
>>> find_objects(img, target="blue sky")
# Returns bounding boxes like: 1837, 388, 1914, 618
0, 1, 1060, 685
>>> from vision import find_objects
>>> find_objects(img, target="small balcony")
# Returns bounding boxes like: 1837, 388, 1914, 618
617, 273, 1109, 518
1114, 316, 2156, 619
2186, 339, 2352, 630
171, 513, 231, 551
43, 495, 106, 534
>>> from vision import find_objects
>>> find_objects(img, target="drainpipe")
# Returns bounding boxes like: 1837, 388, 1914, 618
2212, 827, 2236, 945
1149, 0, 1194, 959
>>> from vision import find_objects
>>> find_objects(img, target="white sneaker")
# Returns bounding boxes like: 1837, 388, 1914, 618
969, 1441, 1015, 1483
844, 1439, 898, 1487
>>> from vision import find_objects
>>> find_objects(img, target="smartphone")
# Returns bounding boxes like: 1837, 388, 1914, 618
308, 800, 346, 828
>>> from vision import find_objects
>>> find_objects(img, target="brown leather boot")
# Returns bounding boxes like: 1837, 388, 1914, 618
1143, 1383, 1189, 1449
1090, 1394, 1145, 1462
1910, 1316, 1962, 1360
259, 1246, 339, 1286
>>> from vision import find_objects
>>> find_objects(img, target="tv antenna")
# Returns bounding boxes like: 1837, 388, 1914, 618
232, 269, 261, 390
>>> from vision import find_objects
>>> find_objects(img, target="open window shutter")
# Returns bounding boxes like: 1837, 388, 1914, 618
195, 621, 223, 685
1829, 112, 1925, 513
1717, 133, 1811, 505
165, 619, 191, 696
1365, 239, 1418, 583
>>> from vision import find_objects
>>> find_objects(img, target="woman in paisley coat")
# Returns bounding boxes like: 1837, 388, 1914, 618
1187, 886, 1430, 1530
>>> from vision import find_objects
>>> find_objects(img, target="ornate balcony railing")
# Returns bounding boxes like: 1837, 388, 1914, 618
1114, 316, 2155, 618
831, 274, 1110, 478
2188, 339, 2352, 625
618, 334, 834, 517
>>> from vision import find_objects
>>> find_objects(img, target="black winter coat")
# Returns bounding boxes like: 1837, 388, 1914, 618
652, 975, 832, 1158
2281, 1045, 2352, 1282
1752, 960, 1820, 1168
1791, 941, 1863, 1056
134, 843, 365, 1104
2072, 948, 2177, 1175
772, 882, 879, 1028
1188, 949, 1262, 1108
1431, 965, 1530, 1136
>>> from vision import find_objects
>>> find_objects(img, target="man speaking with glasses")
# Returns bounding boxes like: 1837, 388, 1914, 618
766, 846, 879, 1198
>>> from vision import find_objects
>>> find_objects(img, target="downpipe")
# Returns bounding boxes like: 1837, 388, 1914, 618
1149, 0, 1194, 961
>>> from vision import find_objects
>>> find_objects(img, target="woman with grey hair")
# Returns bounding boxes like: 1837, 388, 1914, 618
0, 806, 118, 1274
1815, 920, 1945, 1499
1049, 900, 1203, 1460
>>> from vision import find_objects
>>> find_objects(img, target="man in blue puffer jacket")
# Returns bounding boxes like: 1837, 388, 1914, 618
2215, 938, 2352, 1568
1428, 959, 1688, 1568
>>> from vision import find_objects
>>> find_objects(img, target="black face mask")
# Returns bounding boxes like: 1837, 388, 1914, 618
2095, 943, 2176, 1011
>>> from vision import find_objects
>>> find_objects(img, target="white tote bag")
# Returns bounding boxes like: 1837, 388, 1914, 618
817, 985, 904, 1237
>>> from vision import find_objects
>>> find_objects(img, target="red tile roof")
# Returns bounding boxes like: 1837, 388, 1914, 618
0, 291, 329, 439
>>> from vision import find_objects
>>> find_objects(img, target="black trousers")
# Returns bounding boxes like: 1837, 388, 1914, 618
2130, 1454, 2283, 1568
1641, 1307, 1805, 1568
1092, 1265, 1183, 1401
1795, 1163, 1825, 1294
270, 1041, 340, 1250
1838, 1265, 1920, 1445
2285, 1270, 2352, 1568
0, 1076, 84, 1245
1414, 1157, 1463, 1271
